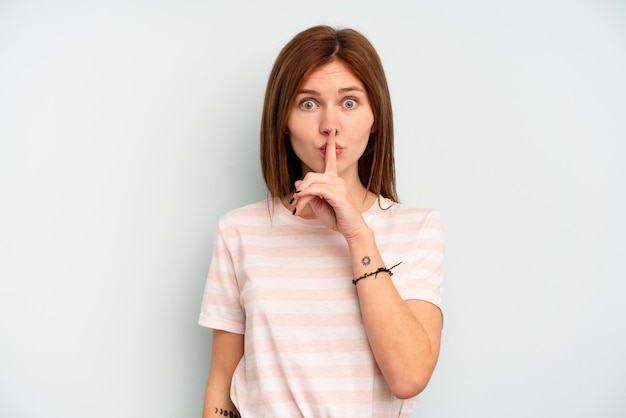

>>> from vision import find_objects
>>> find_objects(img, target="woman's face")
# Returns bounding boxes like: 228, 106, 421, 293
286, 60, 374, 179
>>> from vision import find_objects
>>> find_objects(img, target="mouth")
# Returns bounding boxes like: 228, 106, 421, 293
320, 145, 344, 156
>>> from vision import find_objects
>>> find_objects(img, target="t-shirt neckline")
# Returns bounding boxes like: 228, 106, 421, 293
274, 195, 391, 227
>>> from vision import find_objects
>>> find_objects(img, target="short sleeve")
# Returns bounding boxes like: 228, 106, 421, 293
401, 210, 444, 311
198, 220, 245, 334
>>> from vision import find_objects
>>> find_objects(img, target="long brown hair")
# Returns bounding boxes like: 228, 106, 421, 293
260, 25, 398, 202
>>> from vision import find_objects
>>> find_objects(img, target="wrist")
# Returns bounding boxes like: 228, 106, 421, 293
345, 225, 374, 248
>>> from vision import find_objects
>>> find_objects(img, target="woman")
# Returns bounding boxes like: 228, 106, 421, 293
199, 25, 444, 417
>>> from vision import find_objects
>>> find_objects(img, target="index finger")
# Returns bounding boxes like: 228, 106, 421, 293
324, 129, 337, 175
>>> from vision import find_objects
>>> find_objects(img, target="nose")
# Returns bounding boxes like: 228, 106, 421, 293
319, 107, 339, 136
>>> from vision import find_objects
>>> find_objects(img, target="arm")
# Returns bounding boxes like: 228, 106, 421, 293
346, 229, 442, 399
203, 329, 244, 418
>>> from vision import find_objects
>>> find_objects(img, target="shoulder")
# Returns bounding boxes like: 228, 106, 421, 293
371, 198, 443, 231
216, 199, 273, 231
219, 199, 270, 219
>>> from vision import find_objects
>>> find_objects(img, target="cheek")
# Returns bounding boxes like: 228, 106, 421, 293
287, 131, 305, 153
365, 111, 375, 133
286, 133, 311, 166
356, 114, 375, 141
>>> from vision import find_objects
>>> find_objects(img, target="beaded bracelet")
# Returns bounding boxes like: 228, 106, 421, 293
352, 262, 402, 286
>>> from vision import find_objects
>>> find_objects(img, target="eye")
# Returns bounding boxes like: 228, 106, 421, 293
300, 100, 317, 110
343, 98, 358, 109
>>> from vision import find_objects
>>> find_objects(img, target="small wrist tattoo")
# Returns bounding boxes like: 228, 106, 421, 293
361, 256, 371, 266
214, 407, 240, 418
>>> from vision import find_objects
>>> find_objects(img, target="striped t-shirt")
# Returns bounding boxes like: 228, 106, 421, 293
199, 197, 444, 417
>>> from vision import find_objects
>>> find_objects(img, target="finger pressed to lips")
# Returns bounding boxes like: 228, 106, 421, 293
324, 130, 338, 175
290, 131, 339, 216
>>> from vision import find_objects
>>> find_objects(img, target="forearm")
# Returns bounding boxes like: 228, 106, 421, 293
203, 329, 244, 418
347, 228, 439, 398
202, 386, 240, 418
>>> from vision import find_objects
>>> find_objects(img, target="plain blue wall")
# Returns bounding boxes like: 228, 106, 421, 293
1, 1, 625, 417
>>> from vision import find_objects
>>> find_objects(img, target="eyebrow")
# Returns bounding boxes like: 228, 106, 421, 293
338, 86, 365, 94
296, 86, 365, 95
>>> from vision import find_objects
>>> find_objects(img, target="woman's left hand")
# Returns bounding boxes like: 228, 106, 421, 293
290, 131, 370, 241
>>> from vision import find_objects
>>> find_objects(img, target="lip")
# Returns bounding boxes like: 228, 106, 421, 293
320, 145, 344, 156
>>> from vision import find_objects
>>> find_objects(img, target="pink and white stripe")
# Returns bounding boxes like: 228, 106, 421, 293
199, 197, 444, 417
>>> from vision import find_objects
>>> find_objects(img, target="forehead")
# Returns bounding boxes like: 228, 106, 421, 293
301, 61, 364, 88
